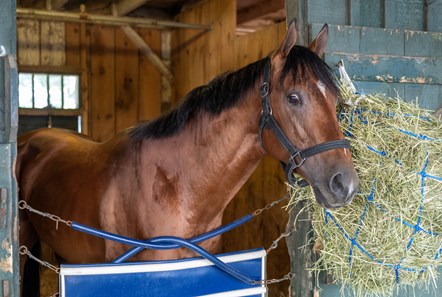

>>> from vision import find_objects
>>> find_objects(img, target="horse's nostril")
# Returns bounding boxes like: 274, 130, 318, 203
330, 172, 346, 197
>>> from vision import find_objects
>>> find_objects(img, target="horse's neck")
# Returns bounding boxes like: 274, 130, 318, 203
139, 94, 265, 235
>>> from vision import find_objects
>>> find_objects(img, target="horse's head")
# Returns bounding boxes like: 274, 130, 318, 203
259, 19, 359, 209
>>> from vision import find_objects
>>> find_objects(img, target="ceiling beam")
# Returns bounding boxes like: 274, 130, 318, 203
16, 8, 211, 30
237, 0, 285, 25
115, 0, 152, 16
50, 0, 69, 10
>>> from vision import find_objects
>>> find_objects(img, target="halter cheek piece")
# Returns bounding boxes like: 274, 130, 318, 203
258, 61, 351, 187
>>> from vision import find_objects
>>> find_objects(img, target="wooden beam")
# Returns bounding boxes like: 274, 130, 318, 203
237, 0, 284, 25
115, 0, 152, 16
16, 8, 211, 30
111, 4, 174, 83
50, 0, 69, 10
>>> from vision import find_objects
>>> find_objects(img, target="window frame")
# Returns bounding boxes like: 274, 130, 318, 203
18, 65, 86, 133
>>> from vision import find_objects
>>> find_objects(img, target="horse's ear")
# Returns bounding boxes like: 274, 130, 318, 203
277, 18, 297, 58
309, 23, 328, 57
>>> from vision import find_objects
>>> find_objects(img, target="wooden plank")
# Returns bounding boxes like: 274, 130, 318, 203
172, 0, 235, 103
237, 0, 284, 25
65, 22, 81, 68
161, 30, 172, 109
352, 81, 405, 99
285, 0, 308, 45
235, 21, 285, 68
404, 83, 442, 111
350, 0, 384, 27
427, 0, 442, 32
137, 28, 162, 121
360, 27, 404, 56
311, 23, 360, 54
114, 27, 139, 132
385, 0, 424, 30
89, 25, 115, 141
16, 19, 40, 66
324, 53, 442, 85
115, 0, 151, 16
405, 31, 442, 57
51, 0, 69, 10
80, 23, 89, 135
307, 0, 348, 26
40, 21, 65, 66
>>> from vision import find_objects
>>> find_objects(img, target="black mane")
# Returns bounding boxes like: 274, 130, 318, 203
129, 45, 337, 141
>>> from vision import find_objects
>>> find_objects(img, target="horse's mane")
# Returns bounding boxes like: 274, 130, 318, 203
129, 45, 337, 141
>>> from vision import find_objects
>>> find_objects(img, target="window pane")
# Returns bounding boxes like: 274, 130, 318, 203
33, 74, 48, 108
63, 75, 79, 109
49, 75, 62, 108
18, 73, 33, 108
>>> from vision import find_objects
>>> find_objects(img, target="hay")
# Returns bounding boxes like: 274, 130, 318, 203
289, 85, 442, 296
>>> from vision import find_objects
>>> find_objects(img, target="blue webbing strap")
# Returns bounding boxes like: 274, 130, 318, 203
112, 214, 254, 263
70, 220, 260, 285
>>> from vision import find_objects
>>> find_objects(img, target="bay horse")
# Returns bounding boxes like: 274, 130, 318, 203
17, 20, 359, 292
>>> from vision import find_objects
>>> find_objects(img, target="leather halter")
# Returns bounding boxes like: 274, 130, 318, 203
258, 60, 351, 186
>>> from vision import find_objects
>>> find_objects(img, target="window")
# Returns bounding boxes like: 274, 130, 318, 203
18, 73, 79, 109
18, 72, 82, 135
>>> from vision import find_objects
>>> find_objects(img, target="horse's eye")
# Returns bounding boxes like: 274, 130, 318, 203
287, 93, 302, 105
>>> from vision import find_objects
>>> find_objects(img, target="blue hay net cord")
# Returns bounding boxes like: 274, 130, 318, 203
70, 214, 261, 285
326, 107, 442, 284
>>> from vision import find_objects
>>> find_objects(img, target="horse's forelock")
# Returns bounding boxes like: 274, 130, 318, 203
280, 46, 339, 97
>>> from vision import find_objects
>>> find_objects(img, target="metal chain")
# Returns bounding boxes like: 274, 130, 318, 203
18, 195, 296, 287
250, 193, 296, 285
18, 200, 72, 230
252, 272, 295, 286
266, 224, 294, 254
19, 246, 60, 274
252, 193, 290, 216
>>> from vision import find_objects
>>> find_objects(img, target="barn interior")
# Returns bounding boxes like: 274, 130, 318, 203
7, 0, 442, 296
14, 0, 293, 296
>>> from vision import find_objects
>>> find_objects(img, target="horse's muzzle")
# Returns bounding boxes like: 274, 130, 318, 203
313, 169, 359, 209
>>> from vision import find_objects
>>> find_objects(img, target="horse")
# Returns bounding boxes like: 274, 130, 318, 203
17, 19, 359, 293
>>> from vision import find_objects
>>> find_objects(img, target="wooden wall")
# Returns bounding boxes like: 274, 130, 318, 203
172, 0, 236, 102
17, 19, 163, 142
305, 0, 442, 111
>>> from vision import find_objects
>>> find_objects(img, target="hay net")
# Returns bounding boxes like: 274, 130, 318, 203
289, 62, 442, 296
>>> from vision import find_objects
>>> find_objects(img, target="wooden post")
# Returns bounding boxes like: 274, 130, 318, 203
285, 0, 309, 46
285, 1, 314, 296
0, 0, 19, 296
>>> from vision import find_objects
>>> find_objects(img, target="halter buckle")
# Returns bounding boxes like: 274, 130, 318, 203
290, 151, 306, 169
260, 82, 269, 97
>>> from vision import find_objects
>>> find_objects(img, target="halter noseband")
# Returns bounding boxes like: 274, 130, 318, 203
258, 61, 351, 186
